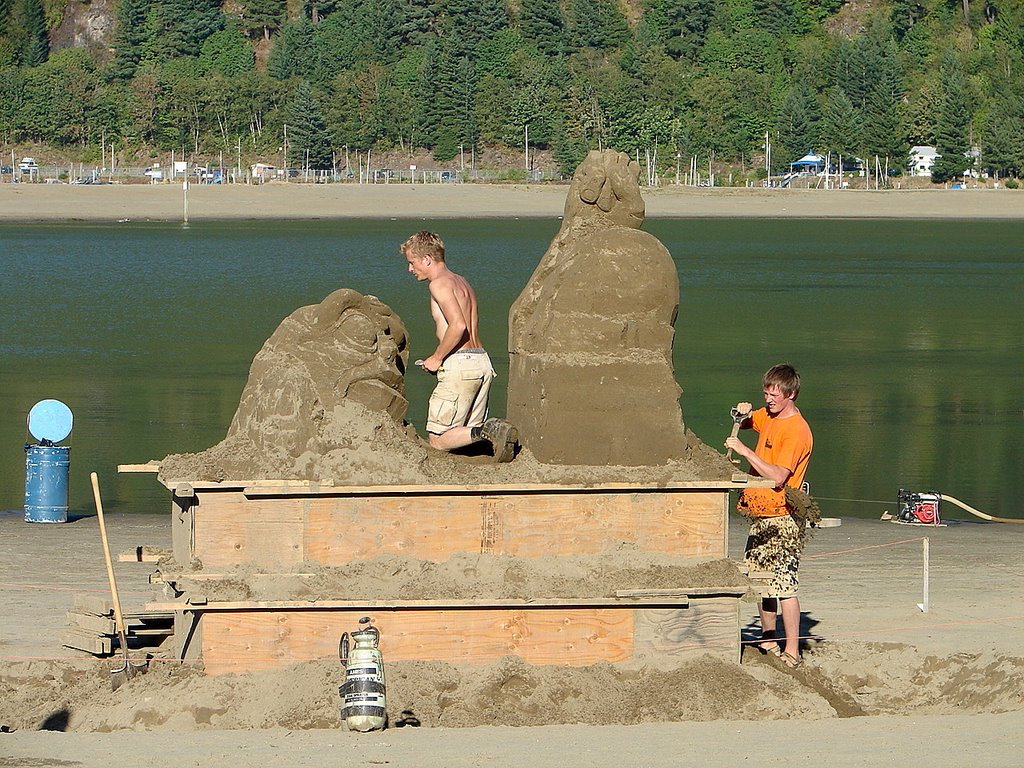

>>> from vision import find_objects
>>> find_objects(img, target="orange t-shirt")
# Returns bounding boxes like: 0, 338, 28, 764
738, 407, 813, 518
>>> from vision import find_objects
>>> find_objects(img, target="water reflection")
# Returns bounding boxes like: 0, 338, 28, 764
1, 218, 1020, 521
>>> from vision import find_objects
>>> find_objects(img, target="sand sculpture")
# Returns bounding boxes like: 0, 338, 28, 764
507, 149, 687, 465
161, 162, 727, 485
159, 288, 435, 483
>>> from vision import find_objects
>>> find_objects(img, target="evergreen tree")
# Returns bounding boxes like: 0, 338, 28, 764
365, 0, 408, 62
444, 0, 509, 58
199, 26, 255, 76
819, 86, 860, 157
643, 0, 713, 61
476, 26, 524, 78
401, 0, 442, 45
570, 0, 629, 51
110, 0, 149, 79
753, 0, 805, 36
420, 37, 474, 159
981, 87, 1024, 178
241, 0, 286, 40
519, 0, 567, 56
145, 0, 224, 61
775, 80, 820, 168
905, 78, 940, 145
8, 0, 47, 65
931, 48, 971, 182
0, 64, 25, 142
859, 38, 904, 159
285, 80, 333, 169
268, 18, 323, 81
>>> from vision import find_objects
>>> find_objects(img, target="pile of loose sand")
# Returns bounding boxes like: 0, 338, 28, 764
3, 643, 1022, 733
158, 548, 750, 603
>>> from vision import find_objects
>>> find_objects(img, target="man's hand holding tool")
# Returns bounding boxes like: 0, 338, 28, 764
725, 403, 752, 465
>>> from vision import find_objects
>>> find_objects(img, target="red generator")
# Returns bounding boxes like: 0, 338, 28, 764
897, 489, 942, 525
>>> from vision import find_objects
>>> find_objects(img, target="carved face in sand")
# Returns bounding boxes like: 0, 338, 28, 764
307, 289, 410, 420
227, 288, 411, 454
564, 150, 646, 231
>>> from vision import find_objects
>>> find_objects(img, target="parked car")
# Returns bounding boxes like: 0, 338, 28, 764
19, 157, 38, 173
0, 165, 12, 174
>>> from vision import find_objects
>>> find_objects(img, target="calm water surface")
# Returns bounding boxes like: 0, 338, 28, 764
1, 218, 1021, 520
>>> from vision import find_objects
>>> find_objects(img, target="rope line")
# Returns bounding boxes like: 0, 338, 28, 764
806, 536, 927, 560
814, 496, 891, 505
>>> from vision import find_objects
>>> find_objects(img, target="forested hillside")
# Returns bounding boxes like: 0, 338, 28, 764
0, 0, 1022, 179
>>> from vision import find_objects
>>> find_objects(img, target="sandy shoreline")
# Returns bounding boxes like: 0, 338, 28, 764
2, 510, 1021, 765
1, 182, 1022, 221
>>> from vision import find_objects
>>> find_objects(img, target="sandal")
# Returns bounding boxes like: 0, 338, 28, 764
757, 642, 783, 657
780, 652, 804, 669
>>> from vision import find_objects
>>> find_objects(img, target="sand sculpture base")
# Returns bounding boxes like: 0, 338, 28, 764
118, 466, 770, 675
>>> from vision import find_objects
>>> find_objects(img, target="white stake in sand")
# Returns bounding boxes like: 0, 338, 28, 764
917, 537, 930, 612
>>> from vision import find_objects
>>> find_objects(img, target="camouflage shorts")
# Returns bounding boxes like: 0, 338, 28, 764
745, 515, 803, 599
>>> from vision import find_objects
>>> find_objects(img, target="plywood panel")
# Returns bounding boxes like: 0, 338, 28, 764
638, 492, 726, 559
193, 491, 304, 569
632, 598, 740, 664
488, 492, 723, 559
304, 496, 482, 562
189, 487, 730, 568
201, 607, 635, 675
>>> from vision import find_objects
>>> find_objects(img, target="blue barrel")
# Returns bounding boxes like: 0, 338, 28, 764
24, 444, 71, 523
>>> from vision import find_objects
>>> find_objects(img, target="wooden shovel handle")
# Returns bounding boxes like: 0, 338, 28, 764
91, 472, 128, 636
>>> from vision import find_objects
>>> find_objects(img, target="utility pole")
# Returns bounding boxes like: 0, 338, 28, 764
524, 125, 529, 175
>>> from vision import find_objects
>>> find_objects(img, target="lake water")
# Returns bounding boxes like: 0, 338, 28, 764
1, 218, 1020, 521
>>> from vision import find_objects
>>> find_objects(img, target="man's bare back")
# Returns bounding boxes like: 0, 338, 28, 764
428, 270, 482, 358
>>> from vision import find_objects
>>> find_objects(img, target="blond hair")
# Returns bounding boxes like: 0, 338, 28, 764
401, 231, 445, 262
764, 364, 801, 399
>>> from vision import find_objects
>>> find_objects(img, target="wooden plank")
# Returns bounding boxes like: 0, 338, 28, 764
117, 462, 161, 473
145, 596, 693, 612
183, 486, 731, 567
72, 594, 113, 617
118, 546, 170, 563
242, 479, 771, 497
615, 589, 689, 598
200, 607, 635, 675
632, 597, 741, 664
67, 612, 116, 634
305, 495, 482, 563
675, 586, 748, 597
193, 490, 304, 569
62, 629, 113, 655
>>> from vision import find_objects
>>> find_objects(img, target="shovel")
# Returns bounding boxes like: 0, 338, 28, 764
90, 472, 149, 690
725, 407, 748, 465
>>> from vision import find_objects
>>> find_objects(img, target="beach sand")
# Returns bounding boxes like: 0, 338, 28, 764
1, 182, 1023, 222
2, 510, 1021, 766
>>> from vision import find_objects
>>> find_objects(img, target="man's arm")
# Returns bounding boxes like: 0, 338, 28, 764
422, 280, 468, 372
736, 446, 793, 488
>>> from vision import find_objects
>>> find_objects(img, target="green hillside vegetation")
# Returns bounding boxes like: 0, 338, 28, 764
0, 0, 1022, 179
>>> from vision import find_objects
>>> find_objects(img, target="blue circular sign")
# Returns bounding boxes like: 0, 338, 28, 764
27, 399, 74, 443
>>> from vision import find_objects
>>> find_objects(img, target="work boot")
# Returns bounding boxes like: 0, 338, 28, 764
479, 418, 518, 463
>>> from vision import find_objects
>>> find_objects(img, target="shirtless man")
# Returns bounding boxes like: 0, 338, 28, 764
401, 231, 518, 462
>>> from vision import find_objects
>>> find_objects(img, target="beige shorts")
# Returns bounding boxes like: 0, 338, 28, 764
426, 349, 496, 434
744, 515, 803, 599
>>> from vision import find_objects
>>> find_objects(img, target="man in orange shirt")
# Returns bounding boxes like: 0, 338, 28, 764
725, 364, 813, 668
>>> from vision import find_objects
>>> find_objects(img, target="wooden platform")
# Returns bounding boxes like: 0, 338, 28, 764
120, 467, 767, 674
145, 592, 746, 675
134, 476, 768, 569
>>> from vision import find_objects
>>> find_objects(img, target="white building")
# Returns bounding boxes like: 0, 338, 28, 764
909, 146, 939, 176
